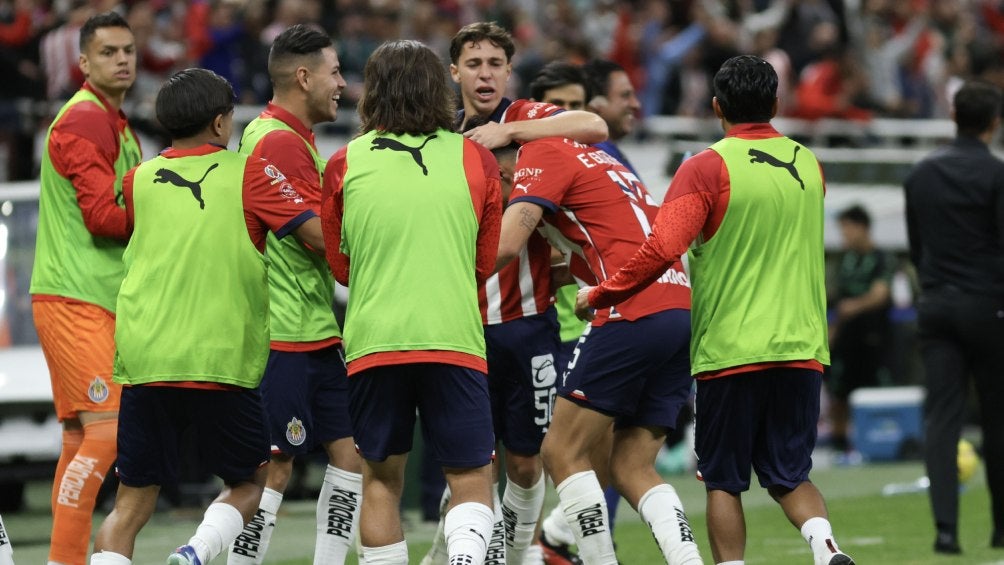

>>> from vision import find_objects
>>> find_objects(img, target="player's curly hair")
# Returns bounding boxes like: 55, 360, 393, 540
359, 40, 456, 136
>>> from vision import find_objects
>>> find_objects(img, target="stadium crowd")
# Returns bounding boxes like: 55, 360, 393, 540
2, 0, 1004, 143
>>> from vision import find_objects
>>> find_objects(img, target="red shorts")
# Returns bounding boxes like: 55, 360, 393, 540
33, 300, 121, 420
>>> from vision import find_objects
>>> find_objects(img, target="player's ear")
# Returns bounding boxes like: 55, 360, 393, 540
712, 97, 724, 120
449, 64, 461, 84
296, 65, 310, 91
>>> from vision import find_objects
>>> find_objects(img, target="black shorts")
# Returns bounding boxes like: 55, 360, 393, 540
348, 363, 495, 468
485, 309, 562, 455
116, 384, 269, 487
559, 309, 692, 430
260, 344, 352, 456
696, 368, 821, 492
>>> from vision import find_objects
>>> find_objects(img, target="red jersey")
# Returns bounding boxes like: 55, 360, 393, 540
243, 102, 324, 208
508, 137, 690, 325
477, 98, 563, 325
47, 82, 140, 241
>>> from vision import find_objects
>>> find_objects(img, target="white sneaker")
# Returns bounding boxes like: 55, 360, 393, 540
522, 542, 545, 565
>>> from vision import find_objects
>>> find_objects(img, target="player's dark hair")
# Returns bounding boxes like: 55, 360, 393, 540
582, 59, 624, 101
837, 204, 871, 228
359, 40, 455, 135
156, 68, 235, 140
953, 80, 1002, 137
465, 116, 519, 158
79, 11, 131, 53
449, 21, 514, 64
713, 55, 778, 124
529, 61, 592, 104
268, 24, 333, 87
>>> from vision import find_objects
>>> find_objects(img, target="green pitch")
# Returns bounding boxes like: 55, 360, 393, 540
6, 460, 1001, 564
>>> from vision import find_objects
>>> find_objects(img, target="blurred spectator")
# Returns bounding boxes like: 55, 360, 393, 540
825, 204, 895, 458
0, 0, 45, 180
791, 44, 872, 121
40, 0, 92, 100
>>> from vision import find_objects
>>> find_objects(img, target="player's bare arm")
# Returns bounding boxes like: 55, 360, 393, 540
464, 110, 608, 149
293, 216, 326, 253
495, 201, 544, 271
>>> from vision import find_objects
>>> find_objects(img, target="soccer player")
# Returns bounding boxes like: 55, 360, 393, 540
453, 22, 606, 145
29, 12, 141, 565
442, 23, 606, 565
227, 24, 362, 565
88, 67, 325, 565
492, 130, 702, 564
578, 55, 855, 565
424, 30, 611, 565
318, 40, 502, 565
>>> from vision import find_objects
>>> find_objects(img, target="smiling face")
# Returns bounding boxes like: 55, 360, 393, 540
450, 40, 512, 119
591, 70, 640, 140
79, 25, 136, 103
305, 46, 347, 124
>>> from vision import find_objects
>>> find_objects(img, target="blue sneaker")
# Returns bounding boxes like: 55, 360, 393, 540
166, 545, 202, 565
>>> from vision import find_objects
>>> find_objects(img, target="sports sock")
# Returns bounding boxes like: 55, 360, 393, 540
50, 427, 83, 510
717, 561, 744, 565
361, 540, 408, 564
188, 502, 246, 564
314, 465, 363, 565
556, 471, 617, 565
228, 487, 282, 564
637, 483, 702, 564
49, 418, 117, 565
521, 541, 544, 565
800, 517, 843, 565
89, 551, 132, 565
420, 485, 451, 564
502, 474, 544, 565
0, 513, 13, 565
485, 484, 506, 564
541, 505, 575, 546
445, 501, 493, 565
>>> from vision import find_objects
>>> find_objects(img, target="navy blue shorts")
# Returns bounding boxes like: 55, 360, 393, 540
695, 368, 821, 493
260, 345, 352, 456
116, 385, 270, 487
349, 363, 494, 468
559, 309, 691, 430
485, 308, 562, 455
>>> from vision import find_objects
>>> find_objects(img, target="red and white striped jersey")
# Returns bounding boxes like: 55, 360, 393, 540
476, 98, 564, 325
478, 231, 554, 325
